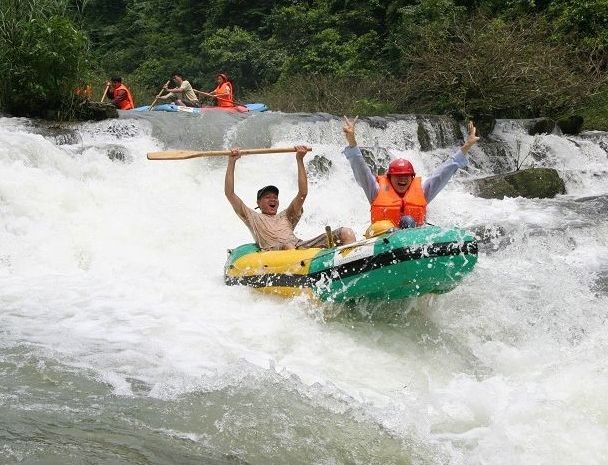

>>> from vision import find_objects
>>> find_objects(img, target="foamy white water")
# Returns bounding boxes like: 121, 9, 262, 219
1, 112, 607, 464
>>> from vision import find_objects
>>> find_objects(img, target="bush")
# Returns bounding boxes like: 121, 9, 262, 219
399, 14, 603, 118
0, 0, 90, 118
244, 75, 400, 115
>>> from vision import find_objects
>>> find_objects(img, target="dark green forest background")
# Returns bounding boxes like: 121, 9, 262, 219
1, 0, 607, 127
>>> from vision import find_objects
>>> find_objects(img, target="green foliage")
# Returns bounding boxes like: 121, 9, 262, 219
578, 86, 608, 131
2, 0, 608, 126
399, 14, 601, 118
245, 75, 400, 116
0, 0, 90, 117
200, 27, 283, 89
547, 0, 608, 70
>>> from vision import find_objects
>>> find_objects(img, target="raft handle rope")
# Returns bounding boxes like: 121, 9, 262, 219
325, 225, 335, 248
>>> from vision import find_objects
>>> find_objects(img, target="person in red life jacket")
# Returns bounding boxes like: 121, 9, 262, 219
208, 73, 234, 107
106, 77, 135, 110
225, 146, 356, 251
342, 116, 479, 229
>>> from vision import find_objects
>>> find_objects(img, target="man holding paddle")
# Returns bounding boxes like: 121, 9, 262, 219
157, 73, 199, 107
225, 146, 356, 250
105, 77, 135, 110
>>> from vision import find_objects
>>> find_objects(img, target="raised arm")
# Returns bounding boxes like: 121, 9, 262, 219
224, 149, 247, 219
423, 121, 480, 202
342, 116, 380, 203
286, 145, 310, 219
460, 120, 480, 153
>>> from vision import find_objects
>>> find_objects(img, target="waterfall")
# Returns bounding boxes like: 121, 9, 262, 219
1, 111, 606, 464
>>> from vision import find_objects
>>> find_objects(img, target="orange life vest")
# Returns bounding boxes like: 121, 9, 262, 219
114, 84, 135, 110
74, 84, 92, 99
370, 175, 427, 227
213, 82, 234, 107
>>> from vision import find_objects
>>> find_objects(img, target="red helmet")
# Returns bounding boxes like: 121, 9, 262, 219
387, 158, 415, 176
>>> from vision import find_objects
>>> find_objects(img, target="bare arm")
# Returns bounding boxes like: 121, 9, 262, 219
224, 149, 247, 219
286, 145, 310, 219
461, 121, 480, 153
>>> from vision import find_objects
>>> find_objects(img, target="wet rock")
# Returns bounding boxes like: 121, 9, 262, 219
105, 144, 132, 163
417, 123, 432, 152
527, 118, 555, 135
468, 141, 518, 173
416, 115, 462, 151
557, 115, 584, 135
73, 101, 118, 121
32, 125, 81, 145
528, 140, 551, 162
364, 116, 388, 130
307, 155, 333, 177
97, 121, 141, 139
360, 147, 391, 175
469, 167, 566, 199
471, 113, 496, 138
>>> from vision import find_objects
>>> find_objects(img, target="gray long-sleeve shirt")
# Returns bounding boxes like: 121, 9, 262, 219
343, 146, 468, 204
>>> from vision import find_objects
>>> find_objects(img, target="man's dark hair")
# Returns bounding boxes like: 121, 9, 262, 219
172, 73, 184, 79
111, 76, 122, 83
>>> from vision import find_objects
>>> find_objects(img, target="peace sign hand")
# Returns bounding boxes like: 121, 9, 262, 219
343, 115, 359, 147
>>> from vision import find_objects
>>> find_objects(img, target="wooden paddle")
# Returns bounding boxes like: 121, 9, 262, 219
148, 80, 171, 111
195, 89, 244, 107
100, 84, 109, 103
147, 146, 312, 160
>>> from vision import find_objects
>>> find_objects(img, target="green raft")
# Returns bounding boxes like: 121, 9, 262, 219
224, 225, 478, 302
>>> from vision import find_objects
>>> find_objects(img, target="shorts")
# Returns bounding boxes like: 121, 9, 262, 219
295, 228, 346, 249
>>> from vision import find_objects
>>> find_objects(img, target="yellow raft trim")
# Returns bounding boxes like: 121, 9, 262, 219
255, 286, 315, 299
226, 247, 323, 278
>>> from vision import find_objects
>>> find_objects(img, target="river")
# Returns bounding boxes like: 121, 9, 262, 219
0, 111, 607, 464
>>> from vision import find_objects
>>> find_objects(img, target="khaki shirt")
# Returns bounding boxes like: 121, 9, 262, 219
166, 80, 198, 103
239, 206, 303, 250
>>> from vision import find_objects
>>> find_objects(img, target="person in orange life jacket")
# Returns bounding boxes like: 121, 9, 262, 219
224, 146, 356, 251
342, 116, 479, 228
158, 73, 200, 107
106, 77, 135, 110
74, 84, 93, 100
207, 73, 234, 107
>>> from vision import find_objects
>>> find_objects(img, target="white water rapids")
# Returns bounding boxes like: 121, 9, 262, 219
0, 112, 607, 464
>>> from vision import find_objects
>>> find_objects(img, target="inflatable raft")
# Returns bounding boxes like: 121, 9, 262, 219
224, 225, 478, 302
132, 103, 268, 113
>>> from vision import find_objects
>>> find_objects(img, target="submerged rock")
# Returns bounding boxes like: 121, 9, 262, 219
469, 167, 566, 199
32, 124, 81, 145
106, 145, 130, 162
307, 155, 333, 178
360, 147, 391, 175
557, 115, 584, 135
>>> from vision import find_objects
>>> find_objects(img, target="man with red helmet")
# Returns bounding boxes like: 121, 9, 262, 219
342, 117, 479, 228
